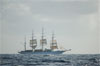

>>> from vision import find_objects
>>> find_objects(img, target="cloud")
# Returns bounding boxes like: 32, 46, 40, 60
1, 0, 98, 22
2, 3, 32, 17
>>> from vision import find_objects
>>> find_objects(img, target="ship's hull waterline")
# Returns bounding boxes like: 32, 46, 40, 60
19, 51, 65, 55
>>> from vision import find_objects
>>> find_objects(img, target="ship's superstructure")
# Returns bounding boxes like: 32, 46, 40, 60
19, 29, 71, 54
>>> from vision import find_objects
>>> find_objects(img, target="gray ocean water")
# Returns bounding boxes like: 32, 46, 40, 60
0, 54, 100, 66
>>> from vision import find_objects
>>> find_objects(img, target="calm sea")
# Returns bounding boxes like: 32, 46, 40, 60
0, 54, 100, 66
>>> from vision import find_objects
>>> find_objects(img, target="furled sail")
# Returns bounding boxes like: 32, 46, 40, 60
50, 40, 58, 50
50, 32, 58, 50
30, 30, 37, 50
30, 39, 37, 49
40, 39, 47, 45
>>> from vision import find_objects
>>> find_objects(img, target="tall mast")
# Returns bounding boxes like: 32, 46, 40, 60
52, 32, 54, 47
30, 30, 37, 51
41, 28, 44, 51
40, 28, 47, 51
51, 32, 58, 50
24, 36, 26, 51
51, 32, 54, 50
32, 30, 34, 50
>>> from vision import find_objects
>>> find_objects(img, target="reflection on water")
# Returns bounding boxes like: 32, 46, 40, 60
0, 54, 100, 66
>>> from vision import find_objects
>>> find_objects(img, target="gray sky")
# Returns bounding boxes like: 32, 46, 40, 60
0, 0, 100, 54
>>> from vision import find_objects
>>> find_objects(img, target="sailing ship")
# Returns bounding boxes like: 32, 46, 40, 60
19, 29, 71, 54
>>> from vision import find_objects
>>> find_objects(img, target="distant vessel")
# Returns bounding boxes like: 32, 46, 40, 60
19, 29, 71, 54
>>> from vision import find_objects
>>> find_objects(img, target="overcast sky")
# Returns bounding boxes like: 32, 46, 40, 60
0, 0, 100, 54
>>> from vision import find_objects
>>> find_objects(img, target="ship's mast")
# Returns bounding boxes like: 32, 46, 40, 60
52, 32, 54, 46
40, 28, 47, 51
30, 30, 37, 51
51, 32, 58, 50
24, 36, 26, 51
32, 30, 34, 50
41, 28, 44, 51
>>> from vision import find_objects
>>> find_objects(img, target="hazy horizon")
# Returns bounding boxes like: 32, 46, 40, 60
0, 0, 100, 54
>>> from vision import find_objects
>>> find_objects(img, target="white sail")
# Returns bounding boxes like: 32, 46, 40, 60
50, 40, 58, 49
30, 39, 37, 49
52, 40, 57, 44
30, 39, 37, 44
50, 32, 58, 50
40, 39, 47, 45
